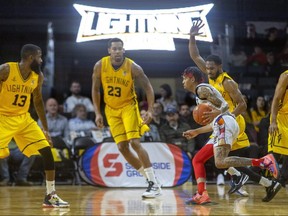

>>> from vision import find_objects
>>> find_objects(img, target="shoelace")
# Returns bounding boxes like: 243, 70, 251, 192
263, 160, 273, 171
146, 182, 154, 192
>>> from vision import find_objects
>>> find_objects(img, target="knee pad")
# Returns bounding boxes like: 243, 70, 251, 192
38, 146, 55, 171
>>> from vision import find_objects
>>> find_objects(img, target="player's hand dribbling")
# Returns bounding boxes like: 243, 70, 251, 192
202, 106, 221, 124
190, 19, 204, 36
95, 114, 104, 129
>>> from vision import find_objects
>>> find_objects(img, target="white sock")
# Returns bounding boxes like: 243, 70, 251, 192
227, 167, 241, 176
137, 166, 148, 179
259, 177, 272, 187
46, 180, 55, 195
144, 167, 157, 185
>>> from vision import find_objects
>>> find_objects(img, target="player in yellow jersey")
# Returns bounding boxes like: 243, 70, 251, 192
187, 20, 281, 201
0, 44, 69, 208
92, 38, 161, 198
268, 70, 288, 187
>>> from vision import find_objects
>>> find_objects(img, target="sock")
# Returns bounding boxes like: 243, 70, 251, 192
227, 167, 241, 176
144, 167, 157, 185
251, 158, 264, 167
259, 177, 272, 187
198, 181, 206, 195
46, 180, 55, 195
137, 166, 148, 179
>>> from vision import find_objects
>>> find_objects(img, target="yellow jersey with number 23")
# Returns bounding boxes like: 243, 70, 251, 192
101, 56, 137, 109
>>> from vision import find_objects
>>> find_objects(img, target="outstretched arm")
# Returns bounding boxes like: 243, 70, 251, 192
132, 62, 154, 124
183, 124, 213, 139
189, 19, 207, 74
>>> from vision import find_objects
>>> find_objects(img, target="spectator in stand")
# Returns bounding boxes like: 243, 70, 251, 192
38, 98, 69, 140
264, 52, 282, 77
156, 84, 178, 112
263, 27, 286, 54
68, 104, 97, 144
249, 95, 268, 159
247, 45, 267, 66
150, 102, 167, 129
230, 46, 247, 67
277, 45, 288, 67
0, 139, 35, 186
140, 109, 161, 142
178, 103, 196, 128
63, 81, 94, 113
258, 97, 273, 157
159, 106, 195, 158
242, 23, 263, 55
251, 96, 268, 138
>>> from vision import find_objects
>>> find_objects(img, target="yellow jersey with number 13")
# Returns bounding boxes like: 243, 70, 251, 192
101, 56, 137, 109
0, 62, 38, 116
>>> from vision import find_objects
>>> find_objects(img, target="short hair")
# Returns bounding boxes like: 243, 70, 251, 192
206, 55, 222, 65
182, 66, 205, 83
108, 38, 124, 48
20, 44, 41, 60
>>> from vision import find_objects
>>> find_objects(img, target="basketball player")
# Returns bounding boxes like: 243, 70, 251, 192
91, 38, 161, 198
182, 66, 281, 204
0, 44, 69, 208
188, 20, 282, 199
268, 70, 288, 187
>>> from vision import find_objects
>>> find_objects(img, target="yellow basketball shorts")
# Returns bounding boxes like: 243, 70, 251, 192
0, 113, 50, 158
232, 115, 250, 151
105, 102, 149, 144
268, 113, 288, 155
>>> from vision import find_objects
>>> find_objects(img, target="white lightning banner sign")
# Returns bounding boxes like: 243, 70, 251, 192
73, 3, 214, 51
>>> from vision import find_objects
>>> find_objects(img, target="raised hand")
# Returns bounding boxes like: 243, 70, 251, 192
190, 19, 205, 36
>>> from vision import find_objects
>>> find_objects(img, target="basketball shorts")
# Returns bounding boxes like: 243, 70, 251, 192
268, 113, 288, 155
105, 102, 149, 144
0, 113, 50, 158
207, 114, 239, 147
232, 114, 250, 151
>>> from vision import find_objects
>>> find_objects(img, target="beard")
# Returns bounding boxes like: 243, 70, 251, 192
210, 70, 220, 80
30, 60, 41, 74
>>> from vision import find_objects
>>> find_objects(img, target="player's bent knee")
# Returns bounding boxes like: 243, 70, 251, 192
215, 160, 227, 169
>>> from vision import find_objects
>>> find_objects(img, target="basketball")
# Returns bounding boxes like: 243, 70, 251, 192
192, 103, 212, 126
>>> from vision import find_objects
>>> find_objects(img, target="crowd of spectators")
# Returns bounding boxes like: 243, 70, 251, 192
1, 22, 287, 186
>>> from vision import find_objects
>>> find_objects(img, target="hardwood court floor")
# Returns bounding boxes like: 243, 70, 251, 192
0, 182, 288, 215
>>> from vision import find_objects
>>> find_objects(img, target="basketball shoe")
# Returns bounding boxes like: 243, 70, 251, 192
262, 180, 282, 202
235, 186, 249, 197
142, 181, 162, 198
43, 191, 70, 208
185, 191, 211, 205
228, 173, 249, 194
260, 154, 279, 179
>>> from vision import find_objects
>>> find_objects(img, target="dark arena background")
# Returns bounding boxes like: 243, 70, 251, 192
1, 0, 287, 102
